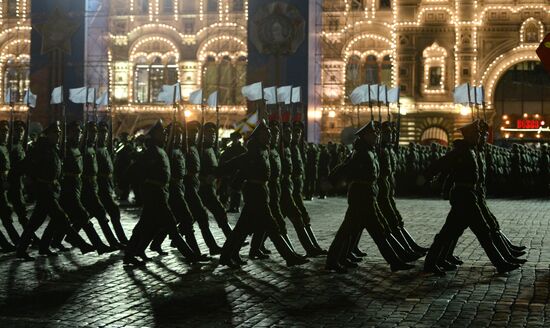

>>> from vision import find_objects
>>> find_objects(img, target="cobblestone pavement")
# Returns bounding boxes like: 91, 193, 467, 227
0, 197, 549, 327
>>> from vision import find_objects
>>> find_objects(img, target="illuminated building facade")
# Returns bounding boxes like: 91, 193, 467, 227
1, 0, 549, 144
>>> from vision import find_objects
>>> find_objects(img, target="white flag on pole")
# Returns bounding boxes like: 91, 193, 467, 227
263, 86, 277, 105
96, 91, 109, 106
291, 86, 301, 103
24, 89, 37, 108
207, 91, 218, 108
4, 88, 12, 104
387, 87, 400, 103
69, 87, 95, 104
476, 86, 484, 105
378, 85, 388, 105
188, 88, 203, 105
157, 83, 181, 104
50, 86, 64, 104
468, 85, 484, 105
453, 83, 471, 104
349, 84, 369, 105
369, 84, 380, 102
241, 82, 263, 101
277, 86, 292, 105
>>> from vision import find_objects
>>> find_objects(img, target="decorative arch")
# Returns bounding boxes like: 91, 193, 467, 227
129, 36, 180, 62
520, 18, 545, 44
422, 42, 448, 94
0, 39, 31, 104
416, 117, 454, 145
196, 35, 247, 106
420, 126, 449, 146
480, 45, 540, 109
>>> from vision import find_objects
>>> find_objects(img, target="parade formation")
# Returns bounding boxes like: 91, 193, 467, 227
0, 79, 540, 281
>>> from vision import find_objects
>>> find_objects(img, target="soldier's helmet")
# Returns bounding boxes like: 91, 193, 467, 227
458, 120, 480, 139
292, 120, 305, 130
355, 120, 379, 137
203, 122, 216, 132
0, 120, 9, 129
13, 120, 26, 130
67, 120, 82, 132
381, 121, 392, 133
146, 119, 164, 136
42, 121, 61, 135
98, 121, 109, 132
186, 120, 201, 132
85, 121, 98, 132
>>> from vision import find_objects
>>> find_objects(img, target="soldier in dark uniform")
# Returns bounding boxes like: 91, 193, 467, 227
199, 122, 233, 237
290, 121, 326, 253
149, 122, 207, 260
97, 121, 128, 245
124, 120, 199, 266
424, 121, 520, 275
280, 122, 325, 256
317, 144, 331, 199
219, 121, 308, 268
304, 143, 319, 200
52, 121, 113, 255
114, 132, 134, 202
219, 131, 246, 212
16, 122, 94, 260
184, 121, 222, 255
326, 121, 415, 273
81, 121, 122, 249
8, 120, 38, 245
0, 120, 19, 245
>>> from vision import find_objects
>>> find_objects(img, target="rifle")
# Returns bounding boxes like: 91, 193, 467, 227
24, 92, 31, 151
8, 89, 14, 150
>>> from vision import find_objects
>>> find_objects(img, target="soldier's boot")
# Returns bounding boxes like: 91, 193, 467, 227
393, 228, 424, 258
304, 224, 327, 254
491, 231, 526, 265
249, 232, 269, 259
197, 221, 222, 255
350, 230, 366, 257
268, 232, 309, 267
170, 234, 199, 262
2, 219, 20, 245
295, 225, 323, 257
326, 235, 349, 274
499, 230, 526, 251
372, 235, 415, 272
477, 237, 520, 273
400, 227, 429, 253
282, 234, 299, 254
97, 218, 122, 249
387, 233, 421, 262
110, 215, 129, 245
443, 237, 463, 265
219, 232, 246, 268
423, 234, 447, 276
150, 232, 169, 255
0, 230, 15, 252
436, 238, 458, 271
78, 223, 112, 255
16, 215, 41, 246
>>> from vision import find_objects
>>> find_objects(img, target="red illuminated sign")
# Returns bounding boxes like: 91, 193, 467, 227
516, 119, 541, 129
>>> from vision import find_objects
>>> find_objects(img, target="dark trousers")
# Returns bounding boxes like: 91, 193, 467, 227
199, 182, 231, 236
0, 190, 18, 244
99, 178, 127, 243
82, 180, 120, 246
184, 178, 220, 250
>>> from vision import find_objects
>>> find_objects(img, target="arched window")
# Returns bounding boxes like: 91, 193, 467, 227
380, 0, 391, 9
138, 0, 148, 14
381, 55, 392, 85
345, 55, 362, 99
7, 0, 17, 18
201, 55, 246, 106
3, 57, 30, 104
365, 55, 379, 84
232, 0, 244, 12
421, 126, 449, 146
351, 0, 363, 11
162, 0, 174, 13
422, 42, 447, 94
133, 55, 178, 103
207, 0, 217, 12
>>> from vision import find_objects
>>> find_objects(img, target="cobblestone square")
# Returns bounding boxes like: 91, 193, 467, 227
0, 197, 549, 327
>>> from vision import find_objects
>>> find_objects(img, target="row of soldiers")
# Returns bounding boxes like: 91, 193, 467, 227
395, 142, 550, 198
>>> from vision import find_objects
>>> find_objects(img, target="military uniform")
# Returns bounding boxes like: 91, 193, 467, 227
304, 143, 319, 200
124, 121, 197, 265
424, 121, 519, 275
219, 122, 307, 268
81, 122, 121, 248
17, 123, 93, 259
96, 122, 128, 244
0, 121, 19, 245
219, 132, 246, 212
326, 122, 414, 273
184, 123, 221, 254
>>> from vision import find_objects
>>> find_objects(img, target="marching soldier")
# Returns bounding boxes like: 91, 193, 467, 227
219, 131, 246, 212
219, 121, 308, 268
81, 121, 122, 249
52, 121, 113, 255
149, 122, 207, 260
97, 121, 128, 245
114, 132, 134, 202
326, 121, 415, 273
0, 120, 19, 245
199, 122, 233, 237
184, 121, 222, 255
424, 120, 520, 275
124, 120, 199, 266
16, 122, 94, 260
304, 143, 319, 200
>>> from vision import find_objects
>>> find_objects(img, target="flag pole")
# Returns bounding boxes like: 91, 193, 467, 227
385, 87, 390, 122
215, 93, 220, 152
61, 87, 67, 158
473, 85, 479, 119
24, 89, 31, 151
481, 86, 487, 121
275, 87, 284, 157
396, 101, 401, 152
356, 105, 360, 128
107, 89, 114, 154
377, 86, 381, 123
367, 84, 373, 121
466, 82, 474, 121
167, 84, 178, 157
8, 89, 14, 149
179, 84, 188, 154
